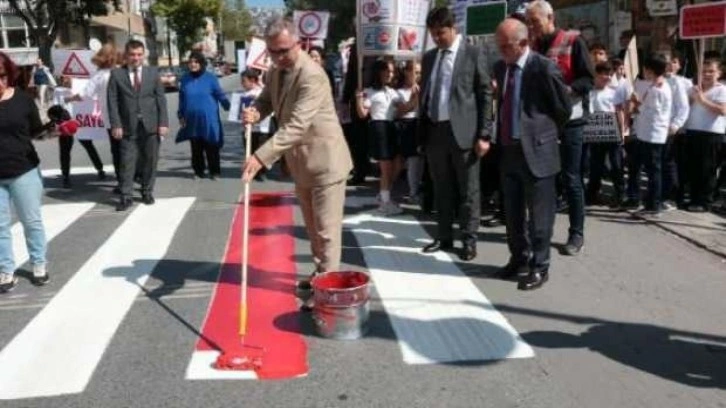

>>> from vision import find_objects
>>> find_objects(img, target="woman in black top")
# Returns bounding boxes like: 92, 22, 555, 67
0, 51, 56, 293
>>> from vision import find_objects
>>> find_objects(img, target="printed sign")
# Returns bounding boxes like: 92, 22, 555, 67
237, 49, 247, 72
466, 0, 507, 36
397, 25, 426, 52
52, 49, 96, 78
679, 1, 726, 39
360, 0, 395, 24
293, 10, 330, 39
357, 0, 430, 57
69, 78, 107, 141
228, 92, 272, 134
246, 37, 271, 71
583, 111, 622, 144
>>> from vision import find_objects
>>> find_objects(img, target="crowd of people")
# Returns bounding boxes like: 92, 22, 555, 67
1, 0, 725, 295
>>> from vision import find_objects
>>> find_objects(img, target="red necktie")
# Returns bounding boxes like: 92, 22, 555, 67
133, 68, 140, 92
499, 65, 517, 145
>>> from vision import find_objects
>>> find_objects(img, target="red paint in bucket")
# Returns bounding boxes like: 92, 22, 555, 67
311, 271, 371, 340
311, 271, 370, 308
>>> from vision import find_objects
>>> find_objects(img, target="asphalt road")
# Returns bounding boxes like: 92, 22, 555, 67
1, 76, 725, 407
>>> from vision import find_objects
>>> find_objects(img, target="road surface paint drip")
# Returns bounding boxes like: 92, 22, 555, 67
186, 193, 308, 380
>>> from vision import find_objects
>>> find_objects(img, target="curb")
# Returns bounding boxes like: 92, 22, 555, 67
629, 211, 726, 260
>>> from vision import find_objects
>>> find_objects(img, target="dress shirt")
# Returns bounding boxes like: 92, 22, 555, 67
427, 34, 462, 122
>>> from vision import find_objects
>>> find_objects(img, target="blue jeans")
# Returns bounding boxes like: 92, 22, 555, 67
0, 168, 47, 275
560, 125, 585, 239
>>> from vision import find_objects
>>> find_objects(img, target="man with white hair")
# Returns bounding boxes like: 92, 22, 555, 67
526, 0, 594, 256
492, 18, 571, 290
242, 18, 353, 288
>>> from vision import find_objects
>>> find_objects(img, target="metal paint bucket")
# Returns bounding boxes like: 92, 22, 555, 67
311, 271, 370, 340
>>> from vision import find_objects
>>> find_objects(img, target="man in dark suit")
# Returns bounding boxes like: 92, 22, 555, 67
107, 40, 169, 211
419, 7, 494, 261
493, 18, 571, 290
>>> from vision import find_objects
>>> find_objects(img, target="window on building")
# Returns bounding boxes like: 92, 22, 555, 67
6, 29, 26, 47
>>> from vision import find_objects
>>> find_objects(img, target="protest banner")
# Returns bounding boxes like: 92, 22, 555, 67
246, 38, 271, 72
583, 111, 622, 144
70, 78, 107, 141
52, 50, 96, 78
294, 11, 330, 39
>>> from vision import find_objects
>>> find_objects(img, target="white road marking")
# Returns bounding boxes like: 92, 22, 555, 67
0, 197, 195, 400
40, 165, 115, 179
12, 203, 95, 269
345, 213, 535, 364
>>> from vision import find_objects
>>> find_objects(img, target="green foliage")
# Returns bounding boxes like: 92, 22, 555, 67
152, 0, 223, 56
221, 0, 254, 41
8, 0, 121, 68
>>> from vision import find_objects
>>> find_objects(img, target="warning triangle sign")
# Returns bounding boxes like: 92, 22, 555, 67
62, 52, 90, 77
250, 50, 270, 71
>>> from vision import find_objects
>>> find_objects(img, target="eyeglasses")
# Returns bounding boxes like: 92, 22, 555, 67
267, 46, 293, 57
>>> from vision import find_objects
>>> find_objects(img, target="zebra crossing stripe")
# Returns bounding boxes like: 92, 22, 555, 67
0, 197, 195, 400
345, 213, 535, 364
12, 202, 96, 268
40, 165, 115, 179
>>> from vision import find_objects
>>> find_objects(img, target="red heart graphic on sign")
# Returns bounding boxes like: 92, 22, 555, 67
379, 31, 390, 45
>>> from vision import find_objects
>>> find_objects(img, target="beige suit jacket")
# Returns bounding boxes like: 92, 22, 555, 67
254, 53, 353, 188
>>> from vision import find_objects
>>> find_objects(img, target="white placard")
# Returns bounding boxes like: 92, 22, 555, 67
52, 49, 96, 78
245, 38, 271, 72
357, 0, 431, 58
293, 10, 330, 39
228, 91, 271, 134
237, 49, 247, 72
69, 78, 107, 140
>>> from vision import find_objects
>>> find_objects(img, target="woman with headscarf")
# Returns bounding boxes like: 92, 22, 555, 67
176, 51, 231, 179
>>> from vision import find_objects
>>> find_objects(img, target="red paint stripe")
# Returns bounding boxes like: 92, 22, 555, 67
195, 192, 308, 379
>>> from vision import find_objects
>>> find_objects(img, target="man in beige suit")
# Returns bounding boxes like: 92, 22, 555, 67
242, 18, 353, 287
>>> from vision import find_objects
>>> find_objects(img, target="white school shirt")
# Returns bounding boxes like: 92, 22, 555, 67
590, 86, 624, 114
241, 86, 271, 133
81, 69, 112, 129
634, 80, 672, 144
52, 86, 73, 112
666, 74, 690, 131
396, 87, 418, 120
427, 34, 462, 122
362, 86, 399, 121
685, 83, 726, 134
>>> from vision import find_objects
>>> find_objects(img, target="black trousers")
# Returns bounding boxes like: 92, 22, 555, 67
586, 142, 625, 201
684, 130, 720, 206
500, 144, 557, 273
108, 130, 122, 181
119, 122, 159, 197
58, 136, 104, 178
424, 120, 480, 245
343, 119, 370, 180
190, 139, 221, 176
626, 140, 664, 210
661, 135, 680, 201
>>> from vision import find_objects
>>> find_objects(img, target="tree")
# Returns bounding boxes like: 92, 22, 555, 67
8, 0, 121, 69
221, 0, 254, 41
152, 0, 223, 57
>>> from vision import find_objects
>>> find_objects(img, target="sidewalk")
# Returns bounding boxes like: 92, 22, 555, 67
632, 208, 726, 259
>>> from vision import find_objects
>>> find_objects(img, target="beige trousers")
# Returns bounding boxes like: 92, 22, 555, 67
295, 179, 347, 274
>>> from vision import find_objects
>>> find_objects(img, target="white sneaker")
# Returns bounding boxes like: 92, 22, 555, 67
31, 263, 49, 286
662, 201, 677, 212
0, 273, 18, 293
378, 201, 403, 216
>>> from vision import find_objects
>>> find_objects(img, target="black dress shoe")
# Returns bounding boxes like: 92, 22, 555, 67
115, 197, 133, 212
562, 235, 584, 256
518, 271, 549, 291
497, 263, 529, 279
422, 240, 453, 253
459, 243, 477, 261
141, 193, 155, 205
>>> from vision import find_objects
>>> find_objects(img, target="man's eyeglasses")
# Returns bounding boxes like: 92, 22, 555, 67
267, 47, 293, 57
